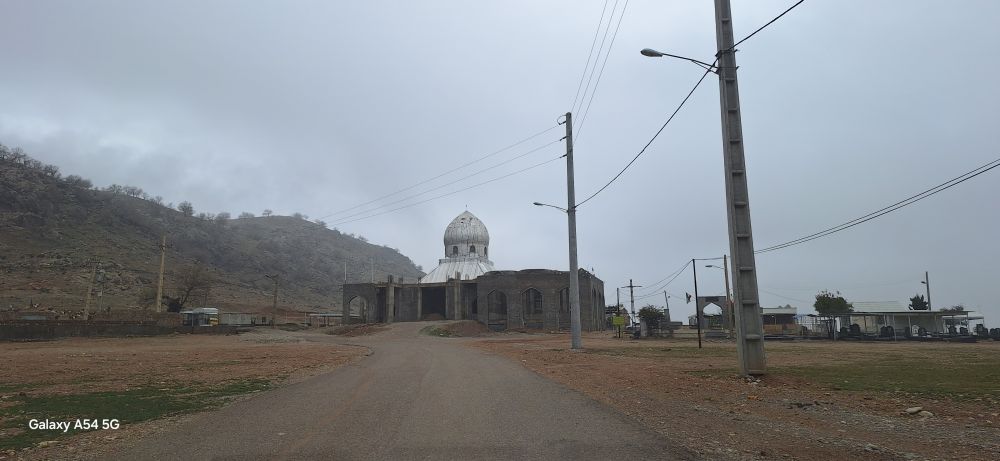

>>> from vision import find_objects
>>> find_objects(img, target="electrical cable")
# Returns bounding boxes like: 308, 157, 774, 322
634, 260, 692, 297
317, 125, 559, 220
330, 155, 566, 226
726, 0, 806, 52
575, 0, 630, 140
574, 0, 620, 117
571, 0, 611, 114
327, 138, 562, 223
758, 288, 811, 304
576, 64, 715, 208
635, 260, 691, 292
756, 157, 1000, 254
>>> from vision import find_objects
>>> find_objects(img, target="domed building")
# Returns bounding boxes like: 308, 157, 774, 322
420, 211, 495, 283
342, 211, 606, 331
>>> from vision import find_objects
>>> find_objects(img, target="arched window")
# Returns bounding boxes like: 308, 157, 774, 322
484, 247, 488, 257
470, 245, 476, 253
522, 288, 543, 329
452, 246, 458, 255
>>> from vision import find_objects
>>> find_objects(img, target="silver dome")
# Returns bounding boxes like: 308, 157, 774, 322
442, 211, 489, 255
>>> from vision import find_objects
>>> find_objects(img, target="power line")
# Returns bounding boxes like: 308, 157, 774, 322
327, 138, 561, 223
758, 288, 811, 304
763, 277, 918, 292
727, 0, 806, 51
756, 157, 1000, 254
330, 155, 566, 226
575, 0, 630, 139
570, 0, 611, 113
573, 0, 620, 116
317, 124, 559, 220
576, 64, 715, 208
636, 260, 691, 291
635, 260, 692, 297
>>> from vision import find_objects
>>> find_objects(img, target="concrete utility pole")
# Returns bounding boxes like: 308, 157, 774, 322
923, 271, 932, 311
266, 274, 279, 327
663, 291, 672, 335
155, 235, 166, 313
84, 260, 98, 319
563, 111, 583, 350
622, 280, 641, 329
706, 256, 733, 332
723, 254, 732, 330
714, 0, 766, 375
692, 259, 702, 349
370, 257, 374, 283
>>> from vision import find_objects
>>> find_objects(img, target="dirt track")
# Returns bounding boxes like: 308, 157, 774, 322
5, 325, 999, 460
474, 332, 1000, 460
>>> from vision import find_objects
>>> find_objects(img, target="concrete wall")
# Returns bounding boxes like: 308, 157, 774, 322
340, 269, 606, 332
0, 320, 236, 341
476, 269, 604, 331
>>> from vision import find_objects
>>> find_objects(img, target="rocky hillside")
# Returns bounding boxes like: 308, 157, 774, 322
0, 144, 423, 315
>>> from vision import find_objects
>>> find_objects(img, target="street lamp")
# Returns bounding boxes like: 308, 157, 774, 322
643, 27, 768, 375
921, 271, 932, 311
532, 112, 582, 350
639, 48, 718, 72
533, 202, 567, 212
532, 200, 582, 350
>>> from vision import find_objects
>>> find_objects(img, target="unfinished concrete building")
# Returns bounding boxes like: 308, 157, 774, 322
342, 211, 606, 331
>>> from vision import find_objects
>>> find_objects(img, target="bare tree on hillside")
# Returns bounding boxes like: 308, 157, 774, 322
64, 175, 92, 189
262, 209, 273, 217
178, 201, 194, 217
239, 212, 255, 219
163, 264, 213, 312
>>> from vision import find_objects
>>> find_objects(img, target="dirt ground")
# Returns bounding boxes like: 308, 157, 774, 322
0, 329, 366, 460
5, 325, 1000, 460
473, 332, 1000, 461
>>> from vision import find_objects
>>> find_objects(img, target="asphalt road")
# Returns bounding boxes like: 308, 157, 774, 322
116, 322, 694, 460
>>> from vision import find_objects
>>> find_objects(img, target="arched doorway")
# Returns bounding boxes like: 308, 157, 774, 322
522, 288, 543, 329
557, 287, 570, 330
346, 296, 368, 324
487, 290, 507, 331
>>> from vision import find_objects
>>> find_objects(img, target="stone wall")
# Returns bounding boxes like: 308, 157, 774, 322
0, 320, 235, 341
476, 269, 604, 331
339, 269, 606, 332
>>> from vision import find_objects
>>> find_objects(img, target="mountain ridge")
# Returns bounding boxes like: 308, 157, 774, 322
0, 143, 423, 315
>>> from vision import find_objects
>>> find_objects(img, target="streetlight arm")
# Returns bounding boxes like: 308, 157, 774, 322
532, 202, 568, 213
640, 48, 717, 72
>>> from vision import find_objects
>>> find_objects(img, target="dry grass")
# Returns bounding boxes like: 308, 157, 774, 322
474, 332, 1000, 460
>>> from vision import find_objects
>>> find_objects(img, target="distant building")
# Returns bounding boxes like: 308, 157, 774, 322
802, 300, 985, 338
762, 305, 798, 335
180, 307, 218, 326
342, 211, 606, 331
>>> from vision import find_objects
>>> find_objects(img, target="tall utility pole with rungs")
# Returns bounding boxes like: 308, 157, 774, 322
563, 111, 582, 350
84, 260, 98, 319
621, 280, 641, 330
155, 235, 166, 312
714, 0, 766, 375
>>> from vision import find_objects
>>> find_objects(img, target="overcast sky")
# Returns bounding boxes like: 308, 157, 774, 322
2, 1, 998, 323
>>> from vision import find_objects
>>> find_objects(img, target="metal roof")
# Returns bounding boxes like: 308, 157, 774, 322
849, 301, 904, 312
419, 257, 496, 284
443, 211, 489, 247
